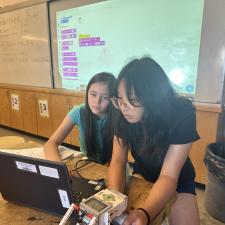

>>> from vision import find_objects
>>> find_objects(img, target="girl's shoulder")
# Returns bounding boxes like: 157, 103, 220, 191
170, 97, 196, 128
169, 97, 199, 143
70, 103, 85, 112
68, 103, 85, 118
68, 104, 86, 125
174, 97, 195, 115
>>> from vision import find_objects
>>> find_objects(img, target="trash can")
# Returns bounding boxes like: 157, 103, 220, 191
204, 142, 225, 223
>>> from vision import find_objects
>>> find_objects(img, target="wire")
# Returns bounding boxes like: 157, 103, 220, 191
72, 159, 105, 185
73, 159, 93, 179
76, 159, 92, 170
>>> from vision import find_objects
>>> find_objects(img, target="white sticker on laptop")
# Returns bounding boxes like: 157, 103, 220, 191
16, 161, 37, 173
39, 165, 59, 179
88, 180, 98, 185
58, 189, 70, 208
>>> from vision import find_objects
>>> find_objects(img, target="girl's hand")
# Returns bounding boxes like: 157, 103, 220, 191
123, 209, 149, 225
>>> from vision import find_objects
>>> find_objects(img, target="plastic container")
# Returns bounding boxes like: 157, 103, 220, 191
204, 142, 225, 223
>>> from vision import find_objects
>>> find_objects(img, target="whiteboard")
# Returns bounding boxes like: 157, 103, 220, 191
0, 2, 52, 87
49, 0, 204, 95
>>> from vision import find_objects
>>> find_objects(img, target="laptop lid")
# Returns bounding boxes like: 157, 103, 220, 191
0, 151, 77, 216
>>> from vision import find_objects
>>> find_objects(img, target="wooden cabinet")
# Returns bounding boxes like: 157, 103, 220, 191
0, 88, 11, 127
46, 94, 85, 146
36, 93, 53, 138
0, 88, 29, 131
70, 96, 85, 146
20, 91, 37, 134
9, 90, 23, 130
51, 94, 70, 144
0, 85, 85, 147
190, 109, 220, 184
0, 85, 86, 147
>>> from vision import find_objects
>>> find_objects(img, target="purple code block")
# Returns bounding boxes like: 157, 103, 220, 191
79, 41, 94, 46
79, 37, 100, 42
61, 35, 67, 39
63, 68, 78, 72
79, 37, 105, 47
63, 62, 78, 66
63, 52, 76, 56
63, 77, 78, 80
62, 34, 76, 39
70, 72, 78, 76
79, 42, 103, 47
62, 46, 69, 50
61, 29, 76, 34
63, 57, 77, 61
62, 41, 73, 45
64, 72, 78, 77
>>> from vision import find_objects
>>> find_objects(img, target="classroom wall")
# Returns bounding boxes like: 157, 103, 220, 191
195, 0, 225, 104
0, 0, 29, 7
1, 0, 225, 104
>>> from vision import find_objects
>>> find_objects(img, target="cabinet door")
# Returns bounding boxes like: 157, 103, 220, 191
0, 88, 11, 127
9, 90, 23, 130
190, 111, 219, 184
36, 93, 53, 138
51, 94, 70, 144
70, 96, 85, 147
21, 91, 37, 134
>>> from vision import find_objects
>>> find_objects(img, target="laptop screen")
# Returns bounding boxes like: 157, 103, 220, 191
0, 151, 76, 216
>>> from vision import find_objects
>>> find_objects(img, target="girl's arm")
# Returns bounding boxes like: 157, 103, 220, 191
43, 116, 75, 162
108, 136, 128, 193
124, 142, 192, 225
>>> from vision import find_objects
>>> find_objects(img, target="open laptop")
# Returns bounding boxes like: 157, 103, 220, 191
0, 151, 105, 217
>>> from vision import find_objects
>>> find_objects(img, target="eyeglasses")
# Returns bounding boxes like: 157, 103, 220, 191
111, 97, 142, 110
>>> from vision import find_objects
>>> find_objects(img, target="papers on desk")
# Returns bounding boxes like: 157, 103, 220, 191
0, 145, 83, 161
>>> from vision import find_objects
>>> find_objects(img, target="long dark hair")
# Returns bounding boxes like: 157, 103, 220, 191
81, 72, 116, 164
115, 57, 179, 156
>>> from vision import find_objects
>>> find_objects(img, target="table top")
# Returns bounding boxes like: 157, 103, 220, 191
0, 138, 173, 225
0, 160, 172, 225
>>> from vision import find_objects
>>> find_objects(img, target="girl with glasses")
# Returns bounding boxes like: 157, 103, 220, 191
44, 72, 116, 164
109, 57, 200, 225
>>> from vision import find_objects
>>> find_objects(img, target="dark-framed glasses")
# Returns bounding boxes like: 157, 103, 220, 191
111, 97, 142, 110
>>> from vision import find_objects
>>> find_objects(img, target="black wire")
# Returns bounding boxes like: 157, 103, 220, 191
73, 159, 92, 179
76, 159, 92, 170
72, 159, 105, 184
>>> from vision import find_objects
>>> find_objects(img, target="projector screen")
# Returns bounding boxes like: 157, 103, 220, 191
50, 0, 204, 95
